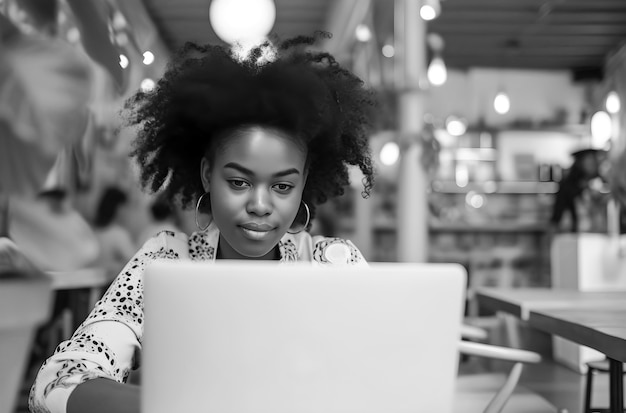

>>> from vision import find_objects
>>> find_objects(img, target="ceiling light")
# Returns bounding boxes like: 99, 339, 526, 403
606, 91, 621, 114
112, 11, 127, 30
494, 92, 511, 114
209, 0, 276, 46
143, 51, 155, 65
119, 54, 129, 69
382, 44, 395, 58
380, 142, 400, 166
466, 191, 485, 209
445, 116, 467, 136
455, 164, 469, 188
427, 56, 447, 86
355, 24, 372, 42
66, 27, 80, 43
427, 33, 444, 52
140, 78, 155, 93
420, 0, 441, 21
591, 110, 612, 148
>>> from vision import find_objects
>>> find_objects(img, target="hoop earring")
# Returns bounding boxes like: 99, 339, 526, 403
195, 192, 211, 232
287, 201, 310, 234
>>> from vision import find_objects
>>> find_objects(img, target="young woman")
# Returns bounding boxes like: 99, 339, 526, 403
29, 34, 375, 413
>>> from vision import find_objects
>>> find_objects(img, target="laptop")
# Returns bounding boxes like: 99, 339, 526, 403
142, 261, 466, 413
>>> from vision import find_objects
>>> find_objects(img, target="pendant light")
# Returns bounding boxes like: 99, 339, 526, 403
494, 91, 510, 115
427, 33, 447, 87
606, 91, 621, 114
427, 56, 447, 86
209, 0, 276, 46
420, 0, 441, 21
590, 110, 612, 149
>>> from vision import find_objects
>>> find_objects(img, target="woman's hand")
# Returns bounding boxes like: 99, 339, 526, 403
67, 379, 140, 413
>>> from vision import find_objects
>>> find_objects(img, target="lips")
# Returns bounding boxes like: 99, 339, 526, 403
239, 223, 275, 241
240, 223, 274, 231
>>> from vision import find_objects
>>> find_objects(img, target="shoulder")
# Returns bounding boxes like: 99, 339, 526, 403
289, 231, 367, 265
312, 236, 367, 265
138, 229, 190, 259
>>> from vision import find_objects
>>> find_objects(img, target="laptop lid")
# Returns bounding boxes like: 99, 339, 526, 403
142, 261, 466, 413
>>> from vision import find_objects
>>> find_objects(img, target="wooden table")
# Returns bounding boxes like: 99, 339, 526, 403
476, 288, 626, 321
48, 267, 110, 308
477, 288, 626, 413
529, 308, 626, 413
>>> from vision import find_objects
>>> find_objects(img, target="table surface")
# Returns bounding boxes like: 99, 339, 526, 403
528, 307, 626, 363
47, 268, 109, 291
476, 288, 626, 320
476, 287, 626, 413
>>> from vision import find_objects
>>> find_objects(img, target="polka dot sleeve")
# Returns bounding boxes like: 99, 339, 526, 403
29, 231, 189, 413
311, 237, 368, 266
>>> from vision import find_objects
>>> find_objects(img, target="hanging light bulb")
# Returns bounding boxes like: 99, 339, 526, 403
380, 142, 400, 166
66, 27, 80, 43
606, 91, 621, 114
382, 44, 395, 58
140, 78, 155, 92
420, 0, 441, 21
119, 54, 129, 69
494, 91, 511, 114
355, 24, 372, 42
427, 55, 447, 86
209, 0, 276, 46
142, 51, 155, 65
445, 115, 468, 136
591, 110, 612, 148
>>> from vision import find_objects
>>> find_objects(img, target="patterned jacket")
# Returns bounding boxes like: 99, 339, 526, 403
29, 220, 366, 413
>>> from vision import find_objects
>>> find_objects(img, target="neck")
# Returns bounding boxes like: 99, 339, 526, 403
216, 235, 279, 260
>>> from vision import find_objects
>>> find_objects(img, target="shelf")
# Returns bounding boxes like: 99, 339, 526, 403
431, 180, 558, 194
429, 222, 547, 233
339, 219, 547, 233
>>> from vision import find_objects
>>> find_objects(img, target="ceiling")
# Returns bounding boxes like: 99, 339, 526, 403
142, 0, 626, 79
141, 0, 335, 50
427, 0, 626, 78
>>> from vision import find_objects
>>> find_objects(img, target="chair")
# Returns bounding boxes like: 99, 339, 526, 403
465, 246, 534, 350
0, 273, 53, 413
456, 341, 557, 413
584, 358, 626, 413
456, 325, 557, 413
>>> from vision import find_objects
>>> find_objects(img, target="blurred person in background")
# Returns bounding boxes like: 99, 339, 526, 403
607, 145, 626, 234
549, 148, 610, 233
0, 6, 93, 274
137, 195, 181, 246
8, 188, 99, 272
93, 186, 136, 278
0, 6, 103, 412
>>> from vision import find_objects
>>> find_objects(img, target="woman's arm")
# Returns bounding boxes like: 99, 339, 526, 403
67, 379, 139, 413
29, 231, 190, 413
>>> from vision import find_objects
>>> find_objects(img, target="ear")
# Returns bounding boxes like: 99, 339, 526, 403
200, 157, 212, 192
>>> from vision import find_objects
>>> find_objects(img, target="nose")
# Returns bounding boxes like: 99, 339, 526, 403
246, 187, 272, 216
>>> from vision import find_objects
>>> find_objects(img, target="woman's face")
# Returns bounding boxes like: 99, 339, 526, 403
201, 126, 308, 259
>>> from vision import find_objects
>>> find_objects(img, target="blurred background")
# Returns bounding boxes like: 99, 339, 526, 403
2, 0, 626, 289
2, 1, 626, 412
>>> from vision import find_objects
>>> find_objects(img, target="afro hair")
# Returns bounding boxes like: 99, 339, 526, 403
125, 33, 376, 222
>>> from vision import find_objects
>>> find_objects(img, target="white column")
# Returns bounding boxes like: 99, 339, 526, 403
394, 0, 429, 262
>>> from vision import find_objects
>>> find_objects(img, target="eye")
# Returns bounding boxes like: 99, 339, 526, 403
228, 179, 250, 189
273, 183, 294, 194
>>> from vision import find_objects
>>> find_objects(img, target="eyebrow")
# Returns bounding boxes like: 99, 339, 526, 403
223, 162, 301, 178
